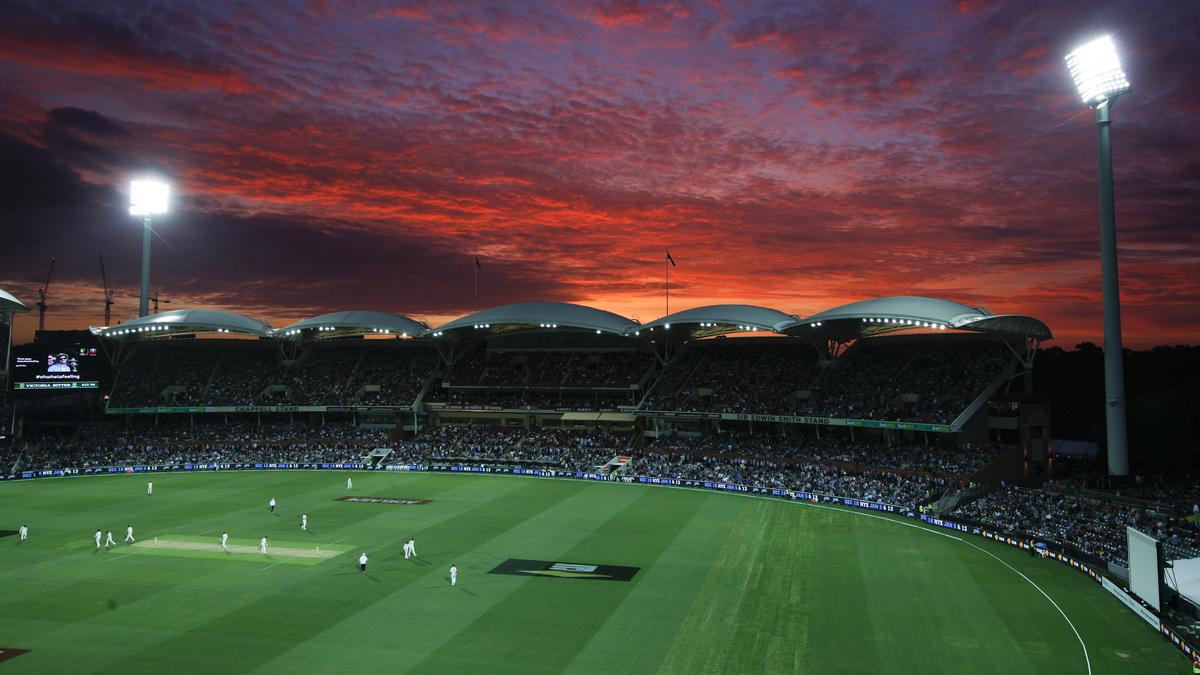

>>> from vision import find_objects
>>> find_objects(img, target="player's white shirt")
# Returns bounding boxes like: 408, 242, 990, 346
95, 531, 102, 545
220, 533, 229, 547
260, 537, 269, 552
359, 553, 368, 565
269, 499, 276, 508
450, 566, 458, 585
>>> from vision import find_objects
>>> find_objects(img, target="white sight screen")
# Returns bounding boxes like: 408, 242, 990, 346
1127, 527, 1161, 611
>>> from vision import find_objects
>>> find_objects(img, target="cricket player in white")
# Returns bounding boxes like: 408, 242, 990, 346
260, 537, 269, 554
19, 524, 28, 541
220, 531, 229, 551
105, 530, 116, 548
301, 513, 307, 531
450, 564, 457, 587
407, 538, 416, 558
125, 525, 135, 543
95, 529, 102, 549
359, 552, 368, 574
147, 481, 153, 495
346, 477, 353, 491
269, 498, 277, 514
403, 539, 412, 559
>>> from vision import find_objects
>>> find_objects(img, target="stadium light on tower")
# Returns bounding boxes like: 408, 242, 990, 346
130, 179, 170, 318
1065, 35, 1131, 476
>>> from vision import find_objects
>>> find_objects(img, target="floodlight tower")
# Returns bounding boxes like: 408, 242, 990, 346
1065, 35, 1132, 476
129, 179, 169, 318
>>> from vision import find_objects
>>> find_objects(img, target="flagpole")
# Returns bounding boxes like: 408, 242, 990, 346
665, 249, 669, 317
474, 264, 478, 311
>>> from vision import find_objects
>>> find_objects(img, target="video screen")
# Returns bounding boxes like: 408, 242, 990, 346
11, 346, 101, 390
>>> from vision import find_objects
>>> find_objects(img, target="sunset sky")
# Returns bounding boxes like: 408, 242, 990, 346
1, 0, 1197, 348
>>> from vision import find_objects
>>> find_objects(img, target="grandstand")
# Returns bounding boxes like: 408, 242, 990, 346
88, 296, 1047, 433
6, 289, 1200, 669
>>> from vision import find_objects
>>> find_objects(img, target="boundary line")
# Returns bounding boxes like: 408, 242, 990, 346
4, 467, 1093, 672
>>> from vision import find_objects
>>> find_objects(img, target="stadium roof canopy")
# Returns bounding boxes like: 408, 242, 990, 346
430, 302, 640, 340
790, 296, 1052, 340
1, 288, 30, 314
92, 309, 273, 340
276, 311, 428, 340
635, 304, 802, 340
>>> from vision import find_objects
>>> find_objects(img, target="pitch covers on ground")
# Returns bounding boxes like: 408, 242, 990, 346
489, 558, 639, 581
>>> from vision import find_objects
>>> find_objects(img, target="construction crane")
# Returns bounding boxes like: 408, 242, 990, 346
150, 291, 170, 314
36, 257, 55, 332
99, 254, 114, 326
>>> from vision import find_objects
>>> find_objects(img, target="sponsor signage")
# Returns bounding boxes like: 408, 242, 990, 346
488, 558, 639, 581
1101, 578, 1161, 629
636, 410, 954, 432
336, 496, 431, 505
107, 405, 414, 414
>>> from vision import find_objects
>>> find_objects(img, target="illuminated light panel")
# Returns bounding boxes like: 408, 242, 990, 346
1065, 35, 1131, 106
129, 179, 170, 216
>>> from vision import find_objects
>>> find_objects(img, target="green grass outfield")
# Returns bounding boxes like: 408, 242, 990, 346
0, 471, 1188, 674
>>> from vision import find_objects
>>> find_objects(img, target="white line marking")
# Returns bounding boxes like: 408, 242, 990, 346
960, 540, 1092, 675
7, 466, 1091, 672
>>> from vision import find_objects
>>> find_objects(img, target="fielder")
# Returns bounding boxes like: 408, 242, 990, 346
359, 552, 368, 574
403, 539, 412, 559
95, 529, 102, 549
407, 537, 417, 558
260, 536, 269, 555
450, 563, 457, 587
147, 481, 153, 495
301, 513, 307, 531
347, 477, 353, 491
105, 530, 116, 548
19, 524, 28, 541
269, 498, 277, 514
125, 525, 135, 543
220, 531, 229, 551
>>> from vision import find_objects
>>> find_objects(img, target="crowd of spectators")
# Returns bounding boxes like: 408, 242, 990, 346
109, 341, 440, 408
643, 341, 819, 414
632, 452, 944, 509
802, 339, 1008, 423
444, 349, 651, 389
15, 422, 391, 471
105, 335, 1013, 424
951, 486, 1200, 565
645, 432, 998, 478
643, 337, 1009, 424
9, 423, 959, 510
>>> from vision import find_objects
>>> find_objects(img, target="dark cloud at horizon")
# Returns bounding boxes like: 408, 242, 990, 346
0, 0, 1197, 347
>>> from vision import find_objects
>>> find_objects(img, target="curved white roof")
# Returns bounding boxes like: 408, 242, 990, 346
277, 311, 427, 339
793, 296, 1051, 340
431, 302, 639, 338
1, 288, 30, 314
93, 309, 273, 339
637, 304, 801, 338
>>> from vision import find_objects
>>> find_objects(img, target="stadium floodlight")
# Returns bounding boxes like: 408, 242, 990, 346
1065, 36, 1130, 107
130, 179, 170, 318
1066, 34, 1131, 476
